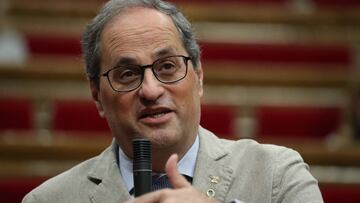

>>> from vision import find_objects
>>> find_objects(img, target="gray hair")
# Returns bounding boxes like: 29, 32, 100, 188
82, 0, 200, 86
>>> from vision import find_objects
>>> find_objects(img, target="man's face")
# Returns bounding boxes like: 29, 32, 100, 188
92, 7, 203, 158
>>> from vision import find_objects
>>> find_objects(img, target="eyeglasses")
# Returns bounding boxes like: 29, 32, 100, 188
100, 55, 191, 92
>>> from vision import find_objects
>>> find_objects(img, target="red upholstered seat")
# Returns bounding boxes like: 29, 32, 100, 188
0, 177, 47, 203
256, 105, 342, 138
320, 183, 360, 203
200, 104, 236, 139
53, 100, 110, 134
201, 42, 351, 68
24, 33, 81, 56
0, 98, 34, 131
312, 0, 360, 9
171, 0, 289, 6
23, 32, 352, 71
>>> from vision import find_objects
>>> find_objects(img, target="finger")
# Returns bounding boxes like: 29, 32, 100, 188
165, 154, 191, 189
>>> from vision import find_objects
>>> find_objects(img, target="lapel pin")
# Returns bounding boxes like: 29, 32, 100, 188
209, 175, 220, 184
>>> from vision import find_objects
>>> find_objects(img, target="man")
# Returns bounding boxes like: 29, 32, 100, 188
23, 0, 323, 202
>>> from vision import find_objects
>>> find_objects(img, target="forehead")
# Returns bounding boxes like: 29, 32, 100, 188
100, 7, 184, 60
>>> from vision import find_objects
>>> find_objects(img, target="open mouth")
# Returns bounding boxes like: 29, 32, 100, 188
139, 109, 173, 119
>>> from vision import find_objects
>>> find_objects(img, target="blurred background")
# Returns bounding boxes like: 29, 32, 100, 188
0, 0, 359, 202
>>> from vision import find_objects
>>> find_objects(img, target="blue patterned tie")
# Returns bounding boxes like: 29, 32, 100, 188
152, 174, 193, 191
151, 174, 171, 191
129, 174, 192, 195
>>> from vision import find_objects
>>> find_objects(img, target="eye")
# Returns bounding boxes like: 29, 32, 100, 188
156, 60, 178, 74
121, 69, 136, 78
161, 62, 176, 70
111, 66, 141, 83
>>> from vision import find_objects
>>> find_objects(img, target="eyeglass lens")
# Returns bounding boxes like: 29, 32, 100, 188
107, 56, 188, 92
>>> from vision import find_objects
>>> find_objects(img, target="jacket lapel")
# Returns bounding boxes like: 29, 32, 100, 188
87, 140, 131, 203
85, 129, 234, 202
193, 127, 234, 202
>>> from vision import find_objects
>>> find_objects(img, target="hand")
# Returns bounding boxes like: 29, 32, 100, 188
125, 154, 219, 203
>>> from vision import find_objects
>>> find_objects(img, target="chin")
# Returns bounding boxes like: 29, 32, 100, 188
146, 128, 180, 149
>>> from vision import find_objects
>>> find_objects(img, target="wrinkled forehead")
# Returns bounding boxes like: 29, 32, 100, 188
100, 7, 185, 61
102, 6, 181, 42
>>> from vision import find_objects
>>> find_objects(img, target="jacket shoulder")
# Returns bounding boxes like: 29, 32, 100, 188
199, 127, 322, 202
199, 126, 295, 160
22, 145, 114, 203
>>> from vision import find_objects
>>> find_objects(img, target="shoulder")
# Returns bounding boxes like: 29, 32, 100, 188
199, 126, 300, 161
22, 158, 96, 203
37, 156, 99, 190
198, 126, 306, 182
22, 144, 115, 202
198, 127, 322, 202
225, 139, 302, 171
233, 139, 301, 161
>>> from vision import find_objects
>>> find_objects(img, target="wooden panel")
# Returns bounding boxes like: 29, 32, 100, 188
0, 133, 111, 162
1, 133, 359, 167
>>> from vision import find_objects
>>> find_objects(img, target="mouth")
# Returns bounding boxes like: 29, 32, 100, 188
138, 108, 174, 124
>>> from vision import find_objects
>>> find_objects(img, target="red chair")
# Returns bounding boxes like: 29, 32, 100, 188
0, 177, 47, 203
52, 100, 110, 134
201, 42, 351, 68
256, 105, 342, 139
0, 98, 34, 131
200, 104, 237, 139
24, 33, 81, 56
320, 183, 360, 203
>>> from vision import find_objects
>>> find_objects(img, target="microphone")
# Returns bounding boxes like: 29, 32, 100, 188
133, 138, 152, 197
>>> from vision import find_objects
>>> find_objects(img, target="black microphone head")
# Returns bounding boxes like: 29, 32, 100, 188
132, 138, 152, 197
132, 138, 151, 171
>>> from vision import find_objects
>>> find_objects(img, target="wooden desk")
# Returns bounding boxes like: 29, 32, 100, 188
257, 137, 360, 167
0, 132, 111, 177
1, 132, 360, 178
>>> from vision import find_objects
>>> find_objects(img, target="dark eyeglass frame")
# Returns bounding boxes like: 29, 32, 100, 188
100, 55, 191, 92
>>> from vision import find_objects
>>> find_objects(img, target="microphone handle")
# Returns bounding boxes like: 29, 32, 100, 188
133, 169, 152, 197
133, 138, 152, 197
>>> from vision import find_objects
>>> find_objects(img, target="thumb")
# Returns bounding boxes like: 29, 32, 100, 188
165, 154, 191, 189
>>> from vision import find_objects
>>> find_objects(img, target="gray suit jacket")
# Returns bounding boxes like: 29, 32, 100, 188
23, 127, 323, 203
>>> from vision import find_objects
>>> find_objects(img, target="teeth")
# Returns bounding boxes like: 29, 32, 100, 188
150, 113, 165, 118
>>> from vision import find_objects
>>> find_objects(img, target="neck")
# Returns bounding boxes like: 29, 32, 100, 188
151, 136, 196, 172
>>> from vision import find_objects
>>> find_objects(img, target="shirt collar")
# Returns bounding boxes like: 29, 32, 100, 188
118, 135, 200, 191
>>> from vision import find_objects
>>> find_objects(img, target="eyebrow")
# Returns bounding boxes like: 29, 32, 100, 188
113, 57, 137, 67
112, 47, 178, 67
154, 47, 177, 58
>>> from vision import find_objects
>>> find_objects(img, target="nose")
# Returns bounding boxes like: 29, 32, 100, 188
138, 69, 164, 103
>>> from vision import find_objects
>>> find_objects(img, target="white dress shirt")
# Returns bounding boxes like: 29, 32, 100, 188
118, 136, 200, 192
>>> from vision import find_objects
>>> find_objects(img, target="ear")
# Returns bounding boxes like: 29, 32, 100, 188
194, 61, 204, 97
90, 81, 105, 118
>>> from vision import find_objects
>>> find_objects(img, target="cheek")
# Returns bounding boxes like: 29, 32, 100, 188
108, 95, 133, 117
176, 74, 202, 118
99, 84, 133, 121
